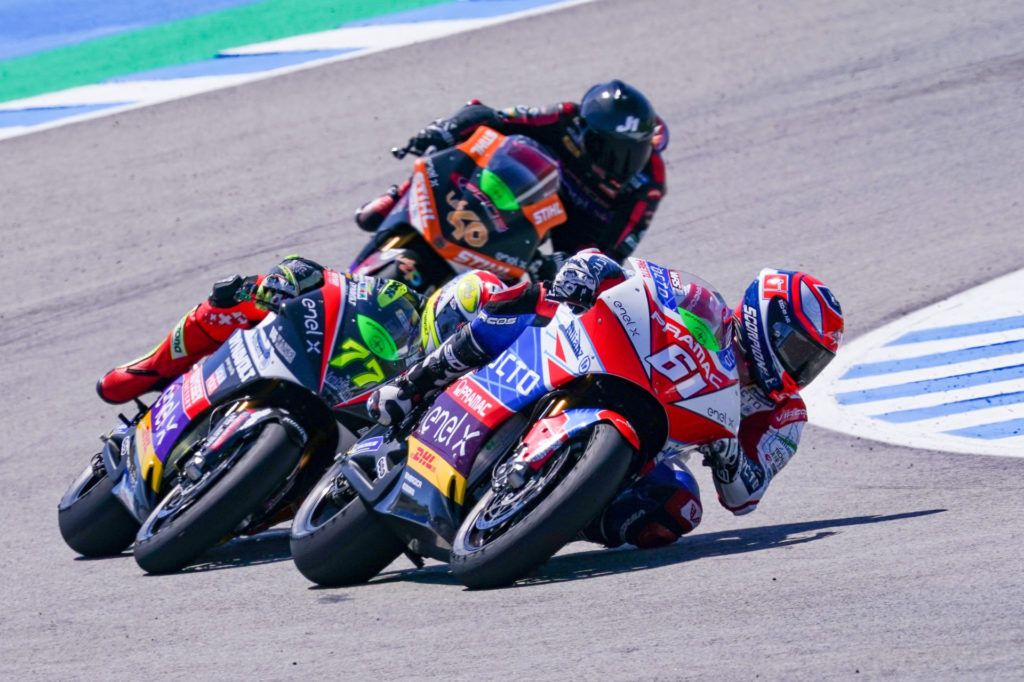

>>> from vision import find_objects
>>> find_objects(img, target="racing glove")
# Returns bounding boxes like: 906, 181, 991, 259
547, 250, 625, 311
368, 375, 417, 427
399, 122, 455, 157
699, 438, 741, 484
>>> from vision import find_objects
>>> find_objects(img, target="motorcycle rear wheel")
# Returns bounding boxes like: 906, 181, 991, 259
58, 456, 140, 557
450, 423, 634, 589
289, 463, 404, 587
133, 422, 301, 574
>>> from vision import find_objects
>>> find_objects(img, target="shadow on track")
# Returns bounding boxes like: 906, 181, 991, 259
514, 508, 947, 588
138, 509, 944, 582
139, 528, 294, 574
365, 508, 947, 589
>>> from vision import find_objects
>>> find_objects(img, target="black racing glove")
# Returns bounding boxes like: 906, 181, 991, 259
393, 122, 455, 158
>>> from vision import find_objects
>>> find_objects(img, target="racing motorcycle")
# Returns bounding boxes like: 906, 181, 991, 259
289, 259, 742, 589
349, 126, 567, 293
58, 272, 422, 574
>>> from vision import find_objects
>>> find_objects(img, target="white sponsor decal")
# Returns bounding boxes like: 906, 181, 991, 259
228, 333, 256, 382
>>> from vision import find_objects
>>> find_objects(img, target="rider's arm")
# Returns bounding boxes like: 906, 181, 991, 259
407, 101, 573, 153
405, 101, 504, 153
466, 281, 559, 356
606, 152, 666, 261
710, 395, 807, 515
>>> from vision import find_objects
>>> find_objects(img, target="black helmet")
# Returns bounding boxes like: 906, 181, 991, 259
578, 80, 656, 180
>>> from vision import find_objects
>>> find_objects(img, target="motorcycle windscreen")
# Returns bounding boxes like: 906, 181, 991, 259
323, 279, 422, 410
415, 128, 562, 279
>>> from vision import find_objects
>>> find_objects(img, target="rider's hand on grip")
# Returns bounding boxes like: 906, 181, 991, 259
401, 122, 455, 158
368, 381, 413, 426
547, 253, 600, 312
699, 438, 741, 484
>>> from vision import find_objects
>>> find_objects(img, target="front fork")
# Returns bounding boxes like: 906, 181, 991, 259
493, 404, 641, 492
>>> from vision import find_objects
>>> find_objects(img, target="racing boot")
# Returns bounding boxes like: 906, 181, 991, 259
368, 324, 491, 425
354, 180, 410, 233
97, 277, 264, 404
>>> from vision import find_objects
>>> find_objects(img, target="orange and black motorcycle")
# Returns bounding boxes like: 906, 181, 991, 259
349, 126, 567, 293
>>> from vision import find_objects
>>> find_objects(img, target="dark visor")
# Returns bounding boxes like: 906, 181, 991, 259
768, 299, 834, 387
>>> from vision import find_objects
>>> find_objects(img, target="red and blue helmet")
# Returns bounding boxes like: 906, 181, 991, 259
735, 269, 844, 400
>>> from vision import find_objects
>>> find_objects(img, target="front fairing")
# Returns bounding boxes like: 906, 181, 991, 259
118, 311, 320, 517
122, 271, 415, 512
587, 260, 741, 441
396, 128, 563, 280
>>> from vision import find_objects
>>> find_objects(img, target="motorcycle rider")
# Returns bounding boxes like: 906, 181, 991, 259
355, 80, 668, 276
97, 256, 332, 404
369, 250, 845, 549
96, 253, 517, 405
96, 80, 663, 404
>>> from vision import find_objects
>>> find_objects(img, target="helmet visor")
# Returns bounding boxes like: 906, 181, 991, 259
583, 128, 652, 180
768, 298, 834, 388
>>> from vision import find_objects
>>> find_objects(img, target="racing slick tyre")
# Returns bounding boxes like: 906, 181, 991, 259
289, 462, 404, 587
133, 422, 301, 574
450, 423, 634, 589
58, 456, 140, 557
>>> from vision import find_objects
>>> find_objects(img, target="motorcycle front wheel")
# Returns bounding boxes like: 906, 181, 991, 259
58, 455, 139, 557
450, 423, 634, 589
289, 461, 404, 587
133, 422, 301, 574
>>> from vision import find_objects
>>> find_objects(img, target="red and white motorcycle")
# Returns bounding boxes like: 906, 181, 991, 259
290, 258, 740, 588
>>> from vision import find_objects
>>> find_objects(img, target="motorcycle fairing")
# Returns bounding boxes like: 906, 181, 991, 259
138, 325, 303, 467
405, 435, 468, 504
581, 264, 740, 443
515, 407, 640, 473
454, 127, 567, 238
129, 278, 350, 494
542, 304, 605, 384
398, 127, 566, 280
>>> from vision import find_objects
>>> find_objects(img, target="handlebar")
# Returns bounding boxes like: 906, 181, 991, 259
390, 143, 438, 160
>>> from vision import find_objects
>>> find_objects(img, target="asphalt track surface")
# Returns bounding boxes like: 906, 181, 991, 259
2, 1, 1023, 679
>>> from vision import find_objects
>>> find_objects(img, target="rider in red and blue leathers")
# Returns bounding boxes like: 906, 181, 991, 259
370, 250, 845, 549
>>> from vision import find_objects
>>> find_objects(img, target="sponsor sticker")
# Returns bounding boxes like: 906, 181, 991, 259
350, 436, 384, 454
647, 262, 678, 312
228, 333, 256, 382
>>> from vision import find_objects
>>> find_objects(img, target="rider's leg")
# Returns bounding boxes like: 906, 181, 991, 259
97, 276, 265, 404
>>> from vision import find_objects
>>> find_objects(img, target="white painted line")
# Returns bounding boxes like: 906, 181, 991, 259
802, 267, 1024, 457
219, 19, 493, 54
0, 0, 598, 141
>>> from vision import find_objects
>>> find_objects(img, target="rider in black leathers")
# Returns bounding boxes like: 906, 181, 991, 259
355, 79, 669, 278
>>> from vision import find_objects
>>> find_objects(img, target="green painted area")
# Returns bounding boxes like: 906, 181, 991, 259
0, 0, 450, 103
678, 307, 721, 351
